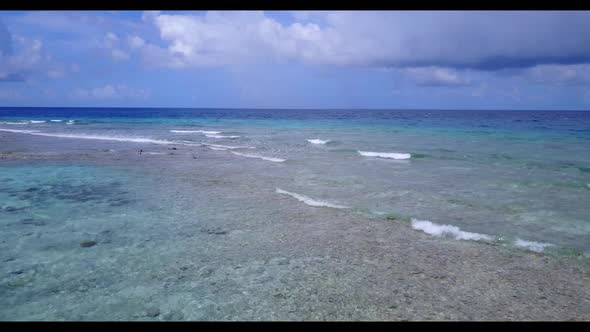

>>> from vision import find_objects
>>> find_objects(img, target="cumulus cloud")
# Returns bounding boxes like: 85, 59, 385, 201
70, 84, 149, 100
1, 19, 74, 82
0, 34, 46, 81
139, 11, 590, 71
45, 63, 80, 80
101, 32, 130, 61
137, 11, 340, 67
128, 35, 145, 48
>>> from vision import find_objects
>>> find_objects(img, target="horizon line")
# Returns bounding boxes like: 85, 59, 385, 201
0, 106, 588, 112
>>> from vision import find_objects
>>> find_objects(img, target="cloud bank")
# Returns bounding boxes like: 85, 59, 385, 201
137, 11, 590, 71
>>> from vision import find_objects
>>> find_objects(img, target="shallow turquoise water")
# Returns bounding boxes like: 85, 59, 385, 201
1, 108, 589, 255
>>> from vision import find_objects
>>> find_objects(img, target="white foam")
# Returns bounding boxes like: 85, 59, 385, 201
202, 143, 254, 150
207, 146, 228, 151
170, 130, 221, 134
231, 151, 285, 162
39, 133, 176, 145
177, 140, 203, 146
514, 238, 554, 253
307, 139, 331, 145
50, 120, 62, 122
66, 120, 75, 125
275, 188, 348, 209
1, 121, 28, 125
411, 219, 493, 241
30, 120, 46, 124
0, 128, 176, 145
145, 152, 166, 155
358, 151, 411, 160
0, 128, 39, 134
205, 134, 241, 139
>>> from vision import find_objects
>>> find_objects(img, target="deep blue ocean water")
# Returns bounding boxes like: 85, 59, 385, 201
1, 107, 589, 132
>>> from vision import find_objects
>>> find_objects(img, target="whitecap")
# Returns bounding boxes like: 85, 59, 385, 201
50, 120, 62, 122
170, 130, 221, 134
30, 120, 46, 124
275, 188, 348, 209
205, 134, 241, 139
202, 143, 254, 150
410, 219, 492, 241
0, 129, 39, 134
231, 151, 285, 162
177, 140, 203, 146
307, 139, 331, 145
514, 238, 554, 253
0, 129, 177, 145
66, 120, 75, 125
1, 121, 28, 125
358, 151, 411, 160
207, 146, 228, 151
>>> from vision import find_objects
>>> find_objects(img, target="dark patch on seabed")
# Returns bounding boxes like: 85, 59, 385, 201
0, 181, 134, 211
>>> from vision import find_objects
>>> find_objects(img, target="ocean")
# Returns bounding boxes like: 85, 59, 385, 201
1, 107, 589, 320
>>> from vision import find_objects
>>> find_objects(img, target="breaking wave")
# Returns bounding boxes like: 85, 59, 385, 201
231, 151, 285, 162
275, 188, 348, 208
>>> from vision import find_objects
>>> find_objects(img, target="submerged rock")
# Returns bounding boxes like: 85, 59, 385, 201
80, 240, 97, 248
21, 218, 46, 226
145, 307, 160, 317
2, 206, 28, 213
203, 228, 228, 235
199, 267, 214, 278
163, 311, 184, 321
274, 257, 290, 266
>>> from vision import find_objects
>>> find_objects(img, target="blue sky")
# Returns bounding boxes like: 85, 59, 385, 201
1, 11, 590, 110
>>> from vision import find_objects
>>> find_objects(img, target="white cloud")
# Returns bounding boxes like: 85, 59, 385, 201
105, 32, 118, 43
45, 63, 81, 79
46, 69, 65, 79
110, 48, 130, 61
128, 35, 145, 48
100, 32, 130, 61
525, 64, 590, 85
70, 84, 149, 100
0, 35, 47, 81
403, 67, 469, 87
137, 11, 590, 70
1, 19, 74, 82
138, 11, 335, 67
142, 11, 161, 23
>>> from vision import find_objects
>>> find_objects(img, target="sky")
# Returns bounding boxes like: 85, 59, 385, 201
1, 10, 590, 110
